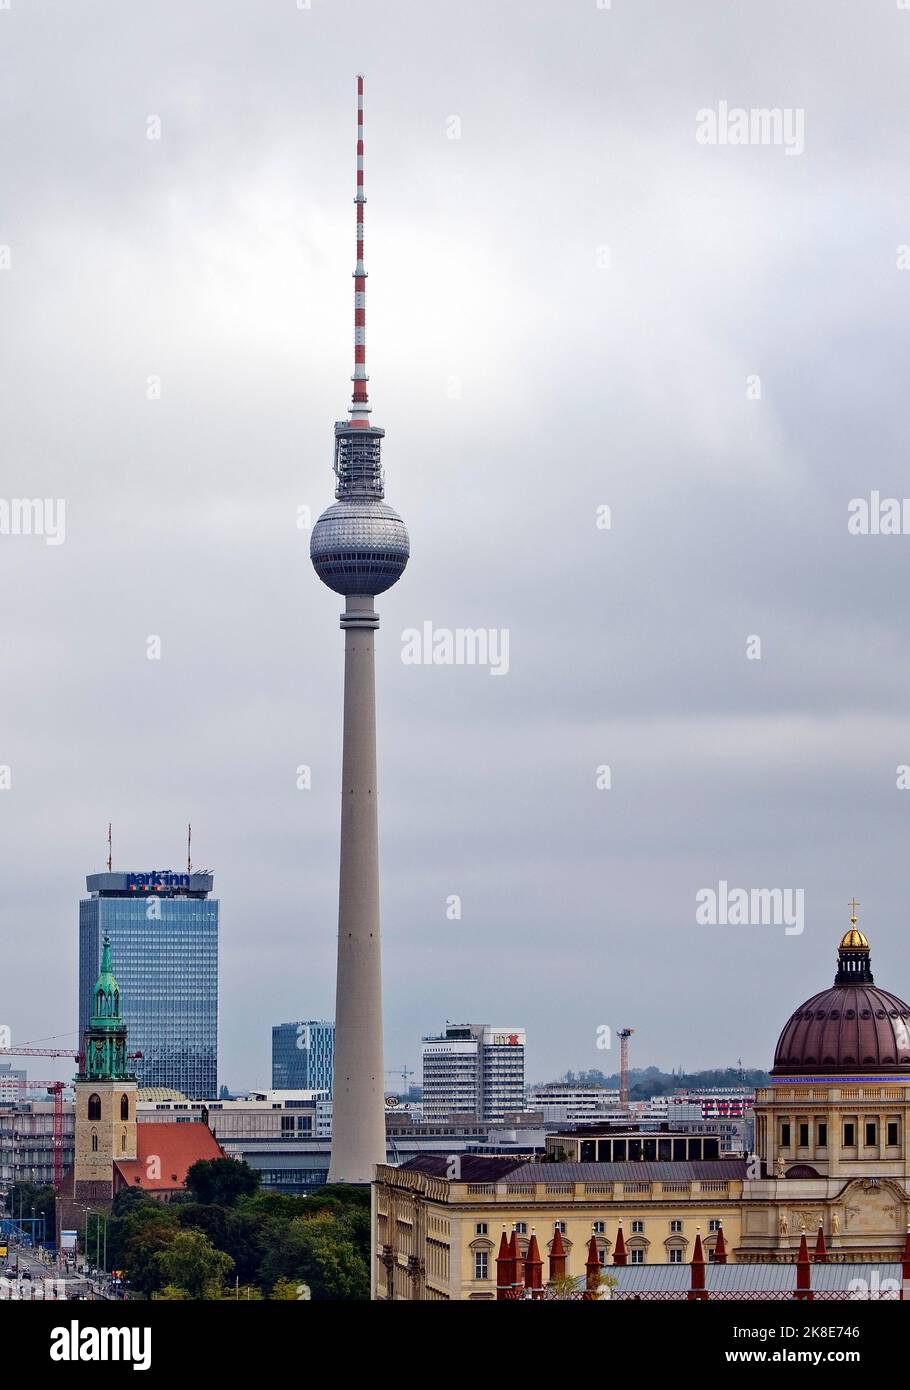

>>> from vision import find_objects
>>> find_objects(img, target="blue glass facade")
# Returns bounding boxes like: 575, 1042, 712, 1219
79, 876, 218, 1100
272, 1021, 334, 1094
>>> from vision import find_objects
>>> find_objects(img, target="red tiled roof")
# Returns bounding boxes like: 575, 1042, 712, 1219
114, 1122, 224, 1192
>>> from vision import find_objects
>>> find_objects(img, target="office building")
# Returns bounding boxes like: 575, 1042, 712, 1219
79, 869, 218, 1099
0, 1063, 27, 1103
422, 1024, 526, 1123
271, 1020, 334, 1094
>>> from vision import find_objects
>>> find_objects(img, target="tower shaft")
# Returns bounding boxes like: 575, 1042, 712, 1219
328, 594, 386, 1182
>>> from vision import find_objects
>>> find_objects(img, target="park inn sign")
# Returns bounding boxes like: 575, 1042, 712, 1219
127, 871, 191, 889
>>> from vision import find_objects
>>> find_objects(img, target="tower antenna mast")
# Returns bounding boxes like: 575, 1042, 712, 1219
107, 822, 112, 873
350, 73, 370, 429
187, 822, 192, 875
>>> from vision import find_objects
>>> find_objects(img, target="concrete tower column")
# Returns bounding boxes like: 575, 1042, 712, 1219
329, 593, 385, 1183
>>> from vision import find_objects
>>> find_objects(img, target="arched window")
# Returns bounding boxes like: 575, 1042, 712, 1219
120, 1093, 129, 1120
87, 1093, 101, 1121
91, 1132, 98, 1152
121, 1132, 126, 1151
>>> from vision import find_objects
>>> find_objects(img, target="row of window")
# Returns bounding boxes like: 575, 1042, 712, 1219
475, 1218, 722, 1237
471, 1244, 719, 1278
780, 1120, 899, 1148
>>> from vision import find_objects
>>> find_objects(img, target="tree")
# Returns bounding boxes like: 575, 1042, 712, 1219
270, 1278, 306, 1300
185, 1158, 260, 1207
121, 1206, 179, 1298
156, 1229, 234, 1299
256, 1213, 368, 1300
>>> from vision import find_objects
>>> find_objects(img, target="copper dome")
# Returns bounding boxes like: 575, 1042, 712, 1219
772, 930, 910, 1076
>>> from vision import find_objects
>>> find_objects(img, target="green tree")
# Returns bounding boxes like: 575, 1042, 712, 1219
185, 1157, 260, 1207
257, 1213, 368, 1300
270, 1277, 306, 1300
122, 1206, 179, 1298
156, 1229, 234, 1299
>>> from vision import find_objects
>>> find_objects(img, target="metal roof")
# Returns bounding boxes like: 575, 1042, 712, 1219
593, 1262, 904, 1293
506, 1161, 748, 1183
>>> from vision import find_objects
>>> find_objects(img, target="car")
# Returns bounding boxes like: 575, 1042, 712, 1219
21, 1269, 31, 1280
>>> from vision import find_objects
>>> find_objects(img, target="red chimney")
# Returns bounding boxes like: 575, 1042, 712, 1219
548, 1225, 567, 1283
713, 1222, 727, 1264
688, 1229, 708, 1300
524, 1229, 544, 1300
508, 1228, 523, 1297
813, 1222, 827, 1264
495, 1226, 512, 1301
613, 1221, 628, 1266
795, 1231, 813, 1301
584, 1230, 601, 1300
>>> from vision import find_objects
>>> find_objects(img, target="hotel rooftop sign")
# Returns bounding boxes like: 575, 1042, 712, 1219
85, 870, 215, 897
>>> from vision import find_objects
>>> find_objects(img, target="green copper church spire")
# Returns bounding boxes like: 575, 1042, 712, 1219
91, 935, 122, 1027
79, 935, 135, 1081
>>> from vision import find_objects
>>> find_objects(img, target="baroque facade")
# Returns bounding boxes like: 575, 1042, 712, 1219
373, 920, 910, 1298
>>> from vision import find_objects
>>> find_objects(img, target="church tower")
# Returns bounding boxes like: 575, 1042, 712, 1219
73, 935, 137, 1203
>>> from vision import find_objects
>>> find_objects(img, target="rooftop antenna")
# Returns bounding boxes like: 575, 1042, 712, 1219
107, 823, 112, 873
187, 822, 192, 875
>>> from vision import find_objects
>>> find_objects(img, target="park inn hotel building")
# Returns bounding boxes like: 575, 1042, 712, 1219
374, 922, 910, 1299
79, 870, 218, 1100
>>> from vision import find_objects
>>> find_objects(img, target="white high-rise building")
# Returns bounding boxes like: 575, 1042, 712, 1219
421, 1024, 526, 1123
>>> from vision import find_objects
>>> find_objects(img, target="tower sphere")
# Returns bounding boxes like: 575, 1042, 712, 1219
310, 498, 409, 596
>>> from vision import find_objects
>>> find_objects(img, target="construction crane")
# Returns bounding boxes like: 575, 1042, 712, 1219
2, 1078, 70, 1190
617, 1028, 635, 1106
385, 1066, 415, 1095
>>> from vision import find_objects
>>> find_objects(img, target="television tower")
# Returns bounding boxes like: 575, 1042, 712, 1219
310, 76, 410, 1183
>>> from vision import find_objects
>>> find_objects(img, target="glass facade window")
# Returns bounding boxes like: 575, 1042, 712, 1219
271, 1021, 334, 1094
79, 883, 218, 1100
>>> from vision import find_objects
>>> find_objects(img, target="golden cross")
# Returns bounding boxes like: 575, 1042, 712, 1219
849, 897, 860, 925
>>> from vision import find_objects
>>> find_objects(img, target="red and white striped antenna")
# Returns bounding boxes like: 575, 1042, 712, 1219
350, 74, 371, 429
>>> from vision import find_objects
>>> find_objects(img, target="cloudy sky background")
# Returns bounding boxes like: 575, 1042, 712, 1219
2, 0, 909, 1091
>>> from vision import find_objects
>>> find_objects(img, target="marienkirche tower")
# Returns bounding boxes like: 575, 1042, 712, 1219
310, 77, 410, 1183
72, 935, 138, 1204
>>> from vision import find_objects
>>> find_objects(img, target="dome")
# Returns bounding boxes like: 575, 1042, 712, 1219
772, 928, 910, 1076
310, 498, 410, 596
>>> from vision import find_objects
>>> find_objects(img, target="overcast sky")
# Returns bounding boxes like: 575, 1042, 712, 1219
2, 0, 909, 1093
